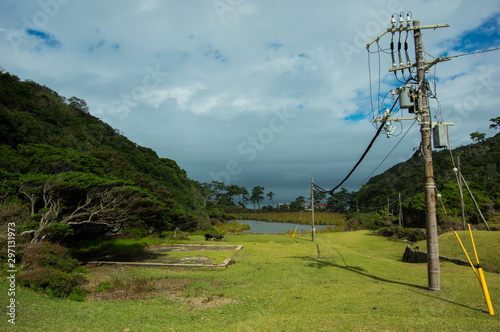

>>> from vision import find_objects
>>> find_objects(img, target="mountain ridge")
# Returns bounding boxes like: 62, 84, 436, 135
0, 70, 221, 241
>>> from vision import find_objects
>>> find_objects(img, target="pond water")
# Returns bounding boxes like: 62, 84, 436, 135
234, 220, 334, 234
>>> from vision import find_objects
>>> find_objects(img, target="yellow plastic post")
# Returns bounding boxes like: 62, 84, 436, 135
467, 225, 494, 315
291, 226, 298, 241
454, 231, 479, 280
478, 267, 495, 315
468, 224, 480, 264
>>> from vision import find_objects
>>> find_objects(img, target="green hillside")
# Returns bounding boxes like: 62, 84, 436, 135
352, 131, 500, 228
0, 70, 222, 242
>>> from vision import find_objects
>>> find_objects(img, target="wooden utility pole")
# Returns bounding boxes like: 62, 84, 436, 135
387, 198, 390, 218
367, 17, 450, 291
398, 192, 403, 226
414, 20, 440, 291
311, 177, 315, 241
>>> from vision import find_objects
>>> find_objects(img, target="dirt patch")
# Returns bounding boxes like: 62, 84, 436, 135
84, 265, 240, 309
147, 244, 241, 253
178, 294, 241, 310
87, 277, 191, 302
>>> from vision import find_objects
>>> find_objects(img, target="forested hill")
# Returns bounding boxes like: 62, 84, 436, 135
0, 70, 216, 241
353, 130, 500, 225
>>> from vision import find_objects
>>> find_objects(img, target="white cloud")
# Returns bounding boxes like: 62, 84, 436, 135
144, 83, 206, 109
1, 0, 499, 204
191, 95, 221, 114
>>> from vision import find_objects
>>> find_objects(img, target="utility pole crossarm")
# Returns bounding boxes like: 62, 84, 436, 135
373, 116, 419, 123
388, 57, 451, 73
366, 28, 393, 50
366, 23, 450, 50
423, 57, 451, 72
373, 116, 454, 129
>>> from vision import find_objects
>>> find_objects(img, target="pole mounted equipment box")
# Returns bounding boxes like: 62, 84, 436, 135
397, 85, 414, 110
433, 123, 448, 149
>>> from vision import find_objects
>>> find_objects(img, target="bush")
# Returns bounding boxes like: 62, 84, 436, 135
204, 232, 224, 241
376, 226, 426, 242
175, 231, 190, 241
21, 242, 78, 273
343, 212, 377, 231
19, 242, 86, 300
213, 221, 251, 233
406, 228, 426, 242
18, 267, 76, 298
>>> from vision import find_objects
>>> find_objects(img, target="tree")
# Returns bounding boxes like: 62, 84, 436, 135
18, 173, 167, 242
226, 185, 241, 204
290, 196, 306, 211
490, 117, 500, 130
68, 96, 89, 114
250, 186, 265, 210
202, 181, 226, 205
314, 191, 327, 204
327, 187, 352, 213
266, 191, 275, 206
470, 132, 486, 143
238, 186, 249, 206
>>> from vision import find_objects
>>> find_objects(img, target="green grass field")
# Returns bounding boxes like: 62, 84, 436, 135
415, 229, 500, 273
1, 231, 499, 331
232, 211, 346, 225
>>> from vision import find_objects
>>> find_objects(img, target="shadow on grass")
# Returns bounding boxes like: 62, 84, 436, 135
409, 289, 487, 313
289, 252, 487, 313
287, 254, 427, 290
72, 242, 159, 263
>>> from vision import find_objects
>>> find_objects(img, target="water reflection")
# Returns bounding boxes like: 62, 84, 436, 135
234, 220, 333, 234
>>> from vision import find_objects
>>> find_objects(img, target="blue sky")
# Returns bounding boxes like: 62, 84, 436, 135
25, 28, 61, 48
451, 12, 500, 51
1, 0, 499, 206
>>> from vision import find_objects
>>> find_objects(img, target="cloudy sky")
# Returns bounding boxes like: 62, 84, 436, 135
1, 0, 499, 205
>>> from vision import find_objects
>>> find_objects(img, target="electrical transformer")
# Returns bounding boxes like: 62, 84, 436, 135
433, 124, 448, 149
398, 85, 414, 110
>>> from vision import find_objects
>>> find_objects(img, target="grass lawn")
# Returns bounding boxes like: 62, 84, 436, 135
415, 230, 500, 273
1, 231, 499, 331
231, 211, 346, 225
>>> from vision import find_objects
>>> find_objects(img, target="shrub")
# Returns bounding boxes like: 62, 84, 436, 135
343, 212, 377, 231
406, 228, 426, 242
376, 226, 427, 242
213, 221, 251, 233
175, 231, 190, 241
204, 232, 224, 241
18, 267, 76, 298
21, 242, 78, 273
19, 242, 86, 300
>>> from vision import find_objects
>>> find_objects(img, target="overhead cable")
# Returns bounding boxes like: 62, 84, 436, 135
353, 119, 417, 192
315, 97, 399, 195
448, 46, 500, 58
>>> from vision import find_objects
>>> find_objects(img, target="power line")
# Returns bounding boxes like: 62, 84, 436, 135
448, 46, 500, 59
353, 119, 418, 191
315, 97, 399, 195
